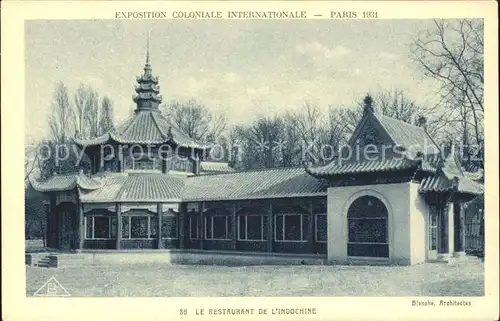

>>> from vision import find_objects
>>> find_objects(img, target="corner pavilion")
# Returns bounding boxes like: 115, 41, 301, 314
31, 52, 483, 265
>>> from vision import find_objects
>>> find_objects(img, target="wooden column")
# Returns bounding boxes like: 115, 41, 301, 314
116, 203, 122, 250
200, 202, 205, 250
231, 202, 237, 250
267, 201, 273, 253
454, 202, 465, 253
78, 201, 84, 251
447, 202, 455, 254
307, 199, 315, 253
118, 146, 124, 172
193, 156, 201, 175
157, 203, 163, 249
178, 204, 184, 249
47, 192, 57, 248
98, 150, 104, 173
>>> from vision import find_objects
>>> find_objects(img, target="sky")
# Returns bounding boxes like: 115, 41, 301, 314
25, 19, 439, 142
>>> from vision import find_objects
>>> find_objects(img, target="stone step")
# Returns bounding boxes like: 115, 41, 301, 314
34, 256, 53, 268
34, 263, 50, 267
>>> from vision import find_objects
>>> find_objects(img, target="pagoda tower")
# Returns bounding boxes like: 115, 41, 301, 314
133, 36, 163, 112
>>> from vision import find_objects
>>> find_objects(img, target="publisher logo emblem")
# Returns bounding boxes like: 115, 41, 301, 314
33, 276, 70, 297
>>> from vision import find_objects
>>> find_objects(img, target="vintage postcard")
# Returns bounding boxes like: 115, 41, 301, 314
2, 1, 498, 320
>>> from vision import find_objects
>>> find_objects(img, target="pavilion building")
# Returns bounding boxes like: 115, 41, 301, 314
31, 50, 483, 265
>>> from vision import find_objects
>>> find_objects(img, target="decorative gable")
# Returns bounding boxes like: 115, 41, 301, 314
349, 114, 394, 148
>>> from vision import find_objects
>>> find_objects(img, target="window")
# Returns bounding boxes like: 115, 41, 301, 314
122, 215, 155, 239
150, 217, 158, 238
238, 215, 265, 241
85, 216, 116, 239
124, 155, 162, 171
315, 214, 327, 243
429, 205, 438, 251
347, 195, 388, 258
131, 216, 149, 238
161, 214, 178, 239
169, 156, 194, 173
274, 214, 306, 241
189, 215, 199, 239
122, 216, 130, 238
205, 215, 231, 240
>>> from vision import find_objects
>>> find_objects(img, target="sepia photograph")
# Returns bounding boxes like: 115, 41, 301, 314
22, 17, 487, 298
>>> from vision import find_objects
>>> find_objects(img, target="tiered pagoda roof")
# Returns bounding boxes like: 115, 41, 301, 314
74, 43, 208, 150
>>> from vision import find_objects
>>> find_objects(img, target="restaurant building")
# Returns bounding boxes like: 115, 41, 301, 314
31, 51, 483, 265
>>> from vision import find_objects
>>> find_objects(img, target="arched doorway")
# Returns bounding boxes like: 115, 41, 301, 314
347, 195, 389, 258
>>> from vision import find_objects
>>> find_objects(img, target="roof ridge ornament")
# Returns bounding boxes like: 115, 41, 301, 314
363, 94, 374, 115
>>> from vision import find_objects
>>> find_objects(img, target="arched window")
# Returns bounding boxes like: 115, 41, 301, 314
347, 195, 389, 258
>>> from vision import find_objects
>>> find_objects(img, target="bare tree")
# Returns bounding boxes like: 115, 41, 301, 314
231, 116, 285, 169
99, 96, 114, 135
84, 87, 100, 138
25, 143, 39, 181
280, 113, 303, 167
411, 19, 484, 157
74, 83, 115, 138
48, 82, 73, 143
161, 99, 227, 143
73, 84, 88, 138
376, 89, 426, 123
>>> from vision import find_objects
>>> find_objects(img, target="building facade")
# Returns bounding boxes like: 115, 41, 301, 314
31, 52, 483, 265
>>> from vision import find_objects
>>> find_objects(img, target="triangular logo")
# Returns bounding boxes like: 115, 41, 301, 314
33, 276, 70, 297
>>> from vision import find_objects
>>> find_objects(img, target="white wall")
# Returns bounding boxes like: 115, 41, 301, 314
327, 182, 415, 265
409, 182, 428, 264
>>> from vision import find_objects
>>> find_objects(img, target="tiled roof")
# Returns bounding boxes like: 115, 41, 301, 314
463, 169, 484, 183
420, 153, 441, 173
182, 167, 328, 201
419, 173, 483, 195
375, 114, 439, 153
30, 172, 102, 192
200, 162, 236, 173
419, 175, 452, 193
306, 153, 418, 177
151, 112, 209, 149
457, 176, 484, 195
307, 112, 441, 178
114, 111, 166, 144
75, 110, 208, 149
80, 173, 186, 203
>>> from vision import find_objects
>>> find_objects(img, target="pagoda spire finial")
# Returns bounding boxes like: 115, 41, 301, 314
146, 31, 150, 66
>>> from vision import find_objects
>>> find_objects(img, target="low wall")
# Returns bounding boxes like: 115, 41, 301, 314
42, 251, 327, 267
